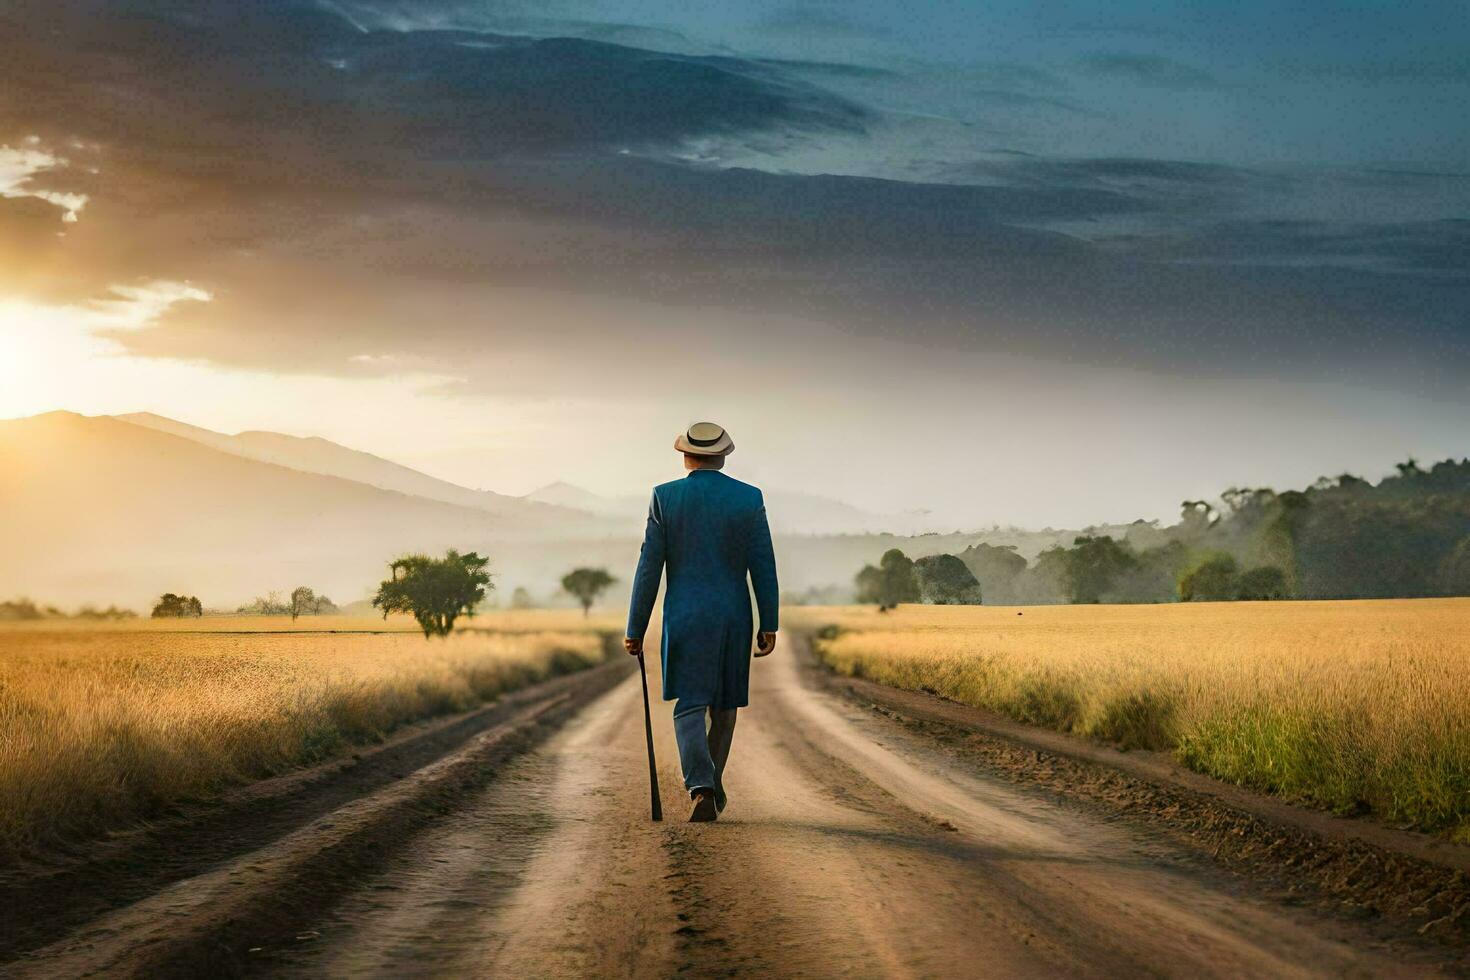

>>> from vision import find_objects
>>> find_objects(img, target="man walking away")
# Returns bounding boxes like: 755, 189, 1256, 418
625, 422, 779, 822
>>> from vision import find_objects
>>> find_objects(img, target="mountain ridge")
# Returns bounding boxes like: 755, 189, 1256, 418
116, 412, 566, 518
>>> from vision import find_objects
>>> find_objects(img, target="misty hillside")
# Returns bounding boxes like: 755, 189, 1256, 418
116, 412, 537, 516
525, 481, 934, 537
0, 411, 1160, 612
0, 412, 623, 609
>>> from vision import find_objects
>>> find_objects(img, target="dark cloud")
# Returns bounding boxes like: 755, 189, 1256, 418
1112, 219, 1470, 277
1076, 53, 1220, 90
1, 1, 867, 161
2, 0, 1466, 399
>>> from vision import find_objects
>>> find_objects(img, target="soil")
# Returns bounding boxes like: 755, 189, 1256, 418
4, 639, 1466, 978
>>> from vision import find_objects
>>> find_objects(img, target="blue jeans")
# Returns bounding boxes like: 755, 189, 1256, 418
673, 699, 737, 797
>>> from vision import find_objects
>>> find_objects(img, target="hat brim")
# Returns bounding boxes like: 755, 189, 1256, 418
675, 432, 734, 456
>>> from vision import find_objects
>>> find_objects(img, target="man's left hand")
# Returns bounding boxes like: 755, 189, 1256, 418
624, 636, 643, 657
755, 631, 777, 657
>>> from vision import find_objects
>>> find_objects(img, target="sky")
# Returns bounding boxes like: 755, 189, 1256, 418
1, 0, 1466, 528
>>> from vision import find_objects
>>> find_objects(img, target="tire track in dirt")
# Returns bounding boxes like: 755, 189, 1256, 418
266, 674, 682, 979
288, 636, 1456, 978
0, 655, 629, 962
3, 660, 630, 978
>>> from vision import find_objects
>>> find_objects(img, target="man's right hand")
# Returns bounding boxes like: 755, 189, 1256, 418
624, 636, 643, 657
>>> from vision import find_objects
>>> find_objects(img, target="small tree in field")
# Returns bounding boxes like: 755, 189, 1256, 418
1060, 535, 1137, 604
855, 549, 921, 611
914, 554, 982, 605
1178, 552, 1239, 602
373, 550, 492, 638
151, 593, 202, 618
561, 567, 615, 617
289, 586, 316, 622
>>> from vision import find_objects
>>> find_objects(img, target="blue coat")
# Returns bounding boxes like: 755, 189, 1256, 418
626, 469, 779, 709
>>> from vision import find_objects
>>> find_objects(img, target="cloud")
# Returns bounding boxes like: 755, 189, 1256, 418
0, 143, 89, 222
1075, 53, 1219, 90
756, 6, 891, 41
92, 280, 212, 329
1115, 218, 1470, 277
1, 0, 1466, 404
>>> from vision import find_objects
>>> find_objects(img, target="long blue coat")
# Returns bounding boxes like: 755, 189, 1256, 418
626, 469, 779, 709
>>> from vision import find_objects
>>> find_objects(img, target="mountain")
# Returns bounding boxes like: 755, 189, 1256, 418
0, 412, 620, 609
120, 413, 931, 536
1, 410, 1102, 611
116, 412, 532, 515
525, 481, 643, 517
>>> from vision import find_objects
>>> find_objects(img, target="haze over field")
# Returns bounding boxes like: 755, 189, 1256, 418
2, 0, 1466, 530
0, 410, 1017, 608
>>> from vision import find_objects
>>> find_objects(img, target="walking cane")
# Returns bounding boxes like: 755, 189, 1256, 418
636, 652, 663, 821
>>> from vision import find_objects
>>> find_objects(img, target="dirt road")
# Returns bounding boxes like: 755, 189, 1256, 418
13, 639, 1461, 978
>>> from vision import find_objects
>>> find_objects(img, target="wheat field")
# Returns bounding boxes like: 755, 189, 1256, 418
795, 599, 1470, 840
0, 612, 615, 862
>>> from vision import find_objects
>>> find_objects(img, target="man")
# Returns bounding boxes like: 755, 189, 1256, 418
625, 422, 779, 822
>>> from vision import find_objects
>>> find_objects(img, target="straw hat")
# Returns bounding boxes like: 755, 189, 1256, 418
674, 421, 734, 457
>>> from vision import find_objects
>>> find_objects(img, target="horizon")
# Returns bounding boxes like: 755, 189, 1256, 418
3, 406, 1457, 536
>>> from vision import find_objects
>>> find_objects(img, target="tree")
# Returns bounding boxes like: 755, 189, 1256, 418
1179, 500, 1218, 537
854, 548, 920, 611
561, 567, 615, 617
288, 586, 316, 622
1236, 565, 1289, 600
914, 554, 982, 604
956, 543, 1027, 604
1437, 536, 1470, 596
854, 564, 885, 607
1060, 536, 1137, 604
372, 550, 492, 638
1107, 540, 1191, 603
238, 592, 288, 615
1178, 553, 1238, 601
0, 598, 43, 621
152, 593, 202, 618
511, 587, 535, 609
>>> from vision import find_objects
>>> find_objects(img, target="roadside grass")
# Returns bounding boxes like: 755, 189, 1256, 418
0, 614, 612, 862
796, 600, 1470, 840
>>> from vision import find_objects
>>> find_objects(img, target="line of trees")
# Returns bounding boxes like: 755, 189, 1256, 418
856, 548, 983, 610
236, 589, 338, 617
0, 598, 137, 621
868, 457, 1470, 606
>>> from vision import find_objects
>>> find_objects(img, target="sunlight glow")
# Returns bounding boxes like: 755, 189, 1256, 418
0, 140, 89, 222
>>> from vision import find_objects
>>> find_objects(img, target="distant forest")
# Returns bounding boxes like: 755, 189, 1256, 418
950, 458, 1470, 604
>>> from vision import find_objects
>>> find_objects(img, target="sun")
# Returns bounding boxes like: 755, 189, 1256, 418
0, 298, 99, 419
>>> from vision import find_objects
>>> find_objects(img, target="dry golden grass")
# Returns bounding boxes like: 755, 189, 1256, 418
794, 600, 1470, 839
0, 609, 624, 634
0, 613, 612, 861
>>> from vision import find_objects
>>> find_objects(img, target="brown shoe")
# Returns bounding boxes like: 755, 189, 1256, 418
689, 789, 717, 822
